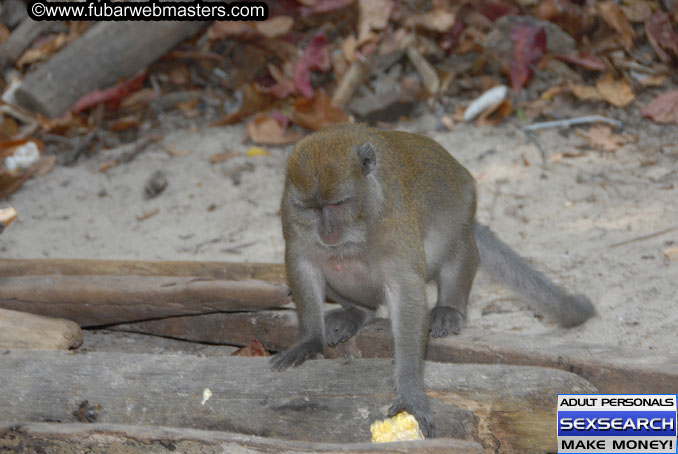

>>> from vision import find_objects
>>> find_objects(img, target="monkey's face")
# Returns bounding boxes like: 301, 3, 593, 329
283, 139, 372, 253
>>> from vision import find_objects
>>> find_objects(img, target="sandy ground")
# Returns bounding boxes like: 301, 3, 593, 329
2, 116, 677, 355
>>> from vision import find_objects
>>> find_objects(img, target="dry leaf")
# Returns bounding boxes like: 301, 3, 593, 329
231, 340, 270, 357
294, 32, 331, 98
595, 73, 634, 107
208, 21, 258, 41
342, 35, 358, 61
357, 0, 393, 44
636, 73, 667, 87
16, 33, 69, 67
211, 84, 274, 127
136, 208, 160, 222
645, 11, 678, 64
246, 146, 269, 157
209, 151, 239, 164
98, 159, 119, 172
256, 16, 294, 38
588, 125, 634, 151
107, 115, 141, 132
598, 1, 635, 51
405, 10, 456, 32
72, 72, 147, 113
476, 99, 512, 126
664, 247, 678, 262
245, 114, 304, 145
0, 24, 9, 46
291, 89, 348, 130
567, 82, 603, 101
641, 91, 678, 125
620, 1, 653, 22
509, 22, 546, 93
166, 145, 192, 157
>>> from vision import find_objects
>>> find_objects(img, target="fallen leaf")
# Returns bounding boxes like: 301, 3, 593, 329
293, 32, 331, 98
291, 89, 349, 130
258, 64, 295, 99
107, 115, 141, 132
300, 0, 355, 16
245, 114, 304, 145
209, 151, 239, 164
567, 82, 603, 101
255, 16, 294, 38
136, 208, 160, 222
231, 340, 270, 357
0, 24, 9, 46
534, 0, 591, 39
211, 84, 274, 127
342, 34, 358, 61
470, 1, 519, 22
166, 145, 192, 157
664, 247, 678, 262
598, 1, 635, 51
645, 11, 678, 64
620, 1, 653, 23
357, 0, 393, 44
641, 91, 678, 125
208, 21, 258, 41
595, 73, 634, 107
98, 159, 119, 172
16, 33, 69, 67
405, 9, 456, 32
636, 73, 667, 87
588, 125, 634, 151
509, 22, 546, 93
246, 146, 270, 157
476, 99, 512, 126
72, 72, 147, 113
556, 53, 606, 71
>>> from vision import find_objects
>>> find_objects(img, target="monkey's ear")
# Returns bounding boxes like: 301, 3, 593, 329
356, 143, 376, 175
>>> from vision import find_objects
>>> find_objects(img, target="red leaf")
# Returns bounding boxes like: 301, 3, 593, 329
509, 23, 546, 93
72, 72, 146, 113
645, 11, 678, 64
293, 32, 331, 98
470, 1, 519, 22
642, 90, 678, 125
556, 53, 606, 71
300, 0, 354, 17
231, 340, 270, 357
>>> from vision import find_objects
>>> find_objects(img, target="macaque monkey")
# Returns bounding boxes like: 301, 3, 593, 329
270, 123, 595, 436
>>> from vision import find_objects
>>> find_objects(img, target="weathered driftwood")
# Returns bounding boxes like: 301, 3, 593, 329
113, 310, 678, 395
0, 275, 290, 327
0, 258, 286, 283
14, 20, 206, 117
0, 307, 82, 350
0, 423, 483, 454
0, 351, 595, 452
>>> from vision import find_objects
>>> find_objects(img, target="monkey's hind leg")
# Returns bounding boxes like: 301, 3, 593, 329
324, 288, 375, 346
430, 235, 479, 338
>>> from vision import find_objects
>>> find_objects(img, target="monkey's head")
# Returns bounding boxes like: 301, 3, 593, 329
282, 125, 379, 252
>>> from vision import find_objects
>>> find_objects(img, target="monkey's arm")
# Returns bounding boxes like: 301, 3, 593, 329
270, 252, 327, 371
381, 256, 434, 437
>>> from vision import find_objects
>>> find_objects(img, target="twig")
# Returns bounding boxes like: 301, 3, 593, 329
522, 116, 623, 132
609, 226, 678, 249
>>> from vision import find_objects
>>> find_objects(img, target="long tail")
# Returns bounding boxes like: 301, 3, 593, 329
472, 222, 596, 327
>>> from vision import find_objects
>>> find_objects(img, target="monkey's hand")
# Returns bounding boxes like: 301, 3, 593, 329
388, 391, 435, 438
429, 306, 464, 338
270, 339, 325, 371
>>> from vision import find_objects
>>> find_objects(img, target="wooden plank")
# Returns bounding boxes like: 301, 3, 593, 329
0, 351, 596, 452
0, 275, 290, 327
113, 310, 678, 395
0, 307, 82, 350
14, 21, 207, 117
0, 18, 53, 66
0, 258, 287, 283
0, 423, 483, 454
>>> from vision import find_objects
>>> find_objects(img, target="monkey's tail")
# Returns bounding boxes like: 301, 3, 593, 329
472, 222, 596, 327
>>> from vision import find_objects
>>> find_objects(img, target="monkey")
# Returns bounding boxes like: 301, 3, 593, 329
270, 123, 595, 437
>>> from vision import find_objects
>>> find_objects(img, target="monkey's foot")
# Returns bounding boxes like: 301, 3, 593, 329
324, 307, 370, 346
388, 392, 435, 438
270, 339, 325, 371
429, 306, 464, 338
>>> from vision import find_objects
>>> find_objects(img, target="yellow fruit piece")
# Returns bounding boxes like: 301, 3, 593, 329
246, 146, 269, 157
370, 411, 425, 443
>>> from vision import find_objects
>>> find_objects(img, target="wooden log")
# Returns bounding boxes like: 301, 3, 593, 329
0, 258, 286, 283
113, 310, 678, 395
0, 351, 595, 452
0, 307, 82, 350
0, 422, 483, 454
14, 20, 206, 117
0, 275, 290, 327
